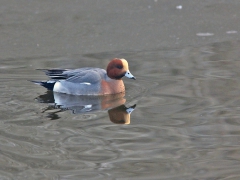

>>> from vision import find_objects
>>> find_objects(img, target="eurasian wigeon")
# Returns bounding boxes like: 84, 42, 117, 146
32, 58, 136, 95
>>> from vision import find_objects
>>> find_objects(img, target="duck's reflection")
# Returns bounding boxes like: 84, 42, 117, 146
37, 91, 136, 124
108, 104, 136, 124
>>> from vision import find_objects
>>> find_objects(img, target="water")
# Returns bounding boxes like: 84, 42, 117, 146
1, 40, 240, 179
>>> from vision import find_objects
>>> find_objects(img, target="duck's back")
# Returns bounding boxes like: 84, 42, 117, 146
53, 68, 106, 95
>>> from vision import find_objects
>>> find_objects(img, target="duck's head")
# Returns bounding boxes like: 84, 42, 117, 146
108, 104, 136, 124
106, 58, 136, 80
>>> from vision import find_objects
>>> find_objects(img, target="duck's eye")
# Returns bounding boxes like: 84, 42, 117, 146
116, 65, 123, 69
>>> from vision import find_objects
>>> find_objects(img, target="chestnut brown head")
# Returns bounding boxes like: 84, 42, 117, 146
106, 58, 136, 80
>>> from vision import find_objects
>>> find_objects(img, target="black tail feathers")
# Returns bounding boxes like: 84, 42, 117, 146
31, 80, 56, 90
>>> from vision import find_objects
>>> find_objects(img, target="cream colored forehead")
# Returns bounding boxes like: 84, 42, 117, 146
120, 59, 129, 70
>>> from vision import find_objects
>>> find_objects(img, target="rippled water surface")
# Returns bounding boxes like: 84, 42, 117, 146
1, 41, 240, 179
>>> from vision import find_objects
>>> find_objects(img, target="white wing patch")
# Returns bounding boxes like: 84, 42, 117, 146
80, 82, 91, 85
84, 104, 92, 108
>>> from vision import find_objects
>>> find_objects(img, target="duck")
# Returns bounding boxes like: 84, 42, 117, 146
32, 58, 136, 95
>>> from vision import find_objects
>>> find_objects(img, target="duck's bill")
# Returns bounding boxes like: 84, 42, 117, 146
126, 104, 137, 114
125, 71, 136, 80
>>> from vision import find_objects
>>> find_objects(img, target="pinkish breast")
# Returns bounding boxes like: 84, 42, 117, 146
100, 79, 125, 95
